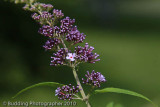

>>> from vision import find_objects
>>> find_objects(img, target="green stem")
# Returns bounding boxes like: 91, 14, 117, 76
72, 66, 91, 107
60, 38, 67, 50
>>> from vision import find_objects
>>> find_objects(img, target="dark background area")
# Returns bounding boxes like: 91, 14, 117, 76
0, 0, 160, 107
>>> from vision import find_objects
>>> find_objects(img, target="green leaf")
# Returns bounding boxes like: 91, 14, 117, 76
12, 82, 64, 99
95, 87, 158, 107
106, 102, 114, 107
106, 102, 124, 107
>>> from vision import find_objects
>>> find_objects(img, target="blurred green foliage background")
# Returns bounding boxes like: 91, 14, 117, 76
0, 0, 160, 107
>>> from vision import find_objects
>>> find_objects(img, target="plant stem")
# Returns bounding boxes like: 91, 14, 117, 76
60, 38, 67, 50
72, 66, 91, 107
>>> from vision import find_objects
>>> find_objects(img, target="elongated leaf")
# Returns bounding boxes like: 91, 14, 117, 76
95, 87, 158, 107
13, 82, 63, 99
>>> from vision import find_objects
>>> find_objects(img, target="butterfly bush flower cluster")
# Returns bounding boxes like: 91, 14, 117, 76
16, 0, 106, 103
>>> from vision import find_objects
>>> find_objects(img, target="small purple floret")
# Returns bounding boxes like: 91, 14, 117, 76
60, 17, 75, 33
31, 3, 53, 11
32, 13, 40, 20
53, 9, 64, 18
38, 25, 53, 37
32, 11, 53, 24
50, 48, 68, 66
43, 38, 61, 50
66, 26, 86, 44
39, 3, 53, 9
40, 11, 53, 19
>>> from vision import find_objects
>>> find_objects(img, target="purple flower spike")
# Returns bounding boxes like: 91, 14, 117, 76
53, 9, 64, 18
43, 38, 61, 51
66, 26, 86, 44
82, 70, 106, 87
38, 25, 53, 37
50, 48, 68, 66
75, 43, 100, 63
55, 84, 80, 100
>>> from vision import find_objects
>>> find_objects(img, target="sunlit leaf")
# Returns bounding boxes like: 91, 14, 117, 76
12, 82, 63, 99
95, 87, 158, 107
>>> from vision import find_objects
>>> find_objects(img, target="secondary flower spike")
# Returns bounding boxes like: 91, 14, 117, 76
55, 84, 80, 100
82, 70, 106, 87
